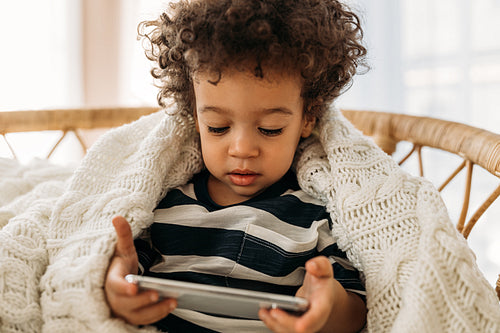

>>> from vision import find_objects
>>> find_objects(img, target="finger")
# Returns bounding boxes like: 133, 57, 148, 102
260, 308, 302, 333
293, 287, 332, 332
112, 216, 136, 257
259, 308, 290, 333
305, 256, 333, 278
111, 289, 162, 314
105, 259, 139, 296
127, 298, 177, 326
294, 305, 328, 333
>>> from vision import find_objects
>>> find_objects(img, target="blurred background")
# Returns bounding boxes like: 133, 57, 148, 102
0, 0, 499, 288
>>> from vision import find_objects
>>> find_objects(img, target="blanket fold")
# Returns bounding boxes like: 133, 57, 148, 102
1, 106, 499, 332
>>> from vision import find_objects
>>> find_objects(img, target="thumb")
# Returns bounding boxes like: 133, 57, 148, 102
112, 215, 136, 257
305, 256, 334, 279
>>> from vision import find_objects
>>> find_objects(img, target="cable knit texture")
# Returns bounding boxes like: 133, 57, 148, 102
1, 106, 499, 332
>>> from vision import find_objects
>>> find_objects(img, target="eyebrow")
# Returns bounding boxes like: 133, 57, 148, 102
198, 106, 294, 116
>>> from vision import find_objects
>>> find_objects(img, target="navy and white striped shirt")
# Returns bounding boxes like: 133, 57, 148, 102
135, 169, 365, 332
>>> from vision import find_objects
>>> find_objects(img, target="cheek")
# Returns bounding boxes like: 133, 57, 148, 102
263, 140, 298, 165
199, 135, 221, 163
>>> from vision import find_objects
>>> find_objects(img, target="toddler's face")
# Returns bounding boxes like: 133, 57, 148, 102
193, 69, 315, 206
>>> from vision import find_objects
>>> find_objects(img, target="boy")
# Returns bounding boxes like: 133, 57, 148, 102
105, 0, 368, 332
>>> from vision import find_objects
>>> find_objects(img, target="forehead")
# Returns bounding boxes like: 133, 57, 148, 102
192, 69, 304, 114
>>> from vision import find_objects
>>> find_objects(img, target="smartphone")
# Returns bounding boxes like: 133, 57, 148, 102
125, 274, 309, 320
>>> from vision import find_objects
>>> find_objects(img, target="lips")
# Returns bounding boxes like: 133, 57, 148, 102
228, 170, 258, 186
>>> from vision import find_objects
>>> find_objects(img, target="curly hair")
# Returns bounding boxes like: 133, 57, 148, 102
139, 0, 367, 118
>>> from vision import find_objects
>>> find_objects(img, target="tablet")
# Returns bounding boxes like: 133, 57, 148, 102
125, 274, 309, 320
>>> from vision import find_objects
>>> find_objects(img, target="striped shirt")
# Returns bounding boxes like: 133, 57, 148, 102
135, 169, 365, 332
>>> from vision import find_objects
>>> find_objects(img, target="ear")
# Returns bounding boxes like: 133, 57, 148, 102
301, 114, 316, 138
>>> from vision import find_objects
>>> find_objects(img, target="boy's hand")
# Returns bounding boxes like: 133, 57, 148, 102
104, 216, 177, 325
259, 256, 336, 333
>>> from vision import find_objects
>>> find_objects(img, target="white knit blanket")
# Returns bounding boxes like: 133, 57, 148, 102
1, 106, 499, 332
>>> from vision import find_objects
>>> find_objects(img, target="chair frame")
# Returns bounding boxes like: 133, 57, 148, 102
341, 110, 500, 238
0, 107, 156, 159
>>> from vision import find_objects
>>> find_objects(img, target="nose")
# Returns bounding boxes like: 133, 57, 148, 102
228, 132, 259, 159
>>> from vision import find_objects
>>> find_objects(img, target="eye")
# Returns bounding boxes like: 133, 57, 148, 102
208, 126, 229, 134
259, 128, 283, 136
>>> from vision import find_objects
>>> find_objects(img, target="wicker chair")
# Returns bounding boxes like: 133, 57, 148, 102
0, 108, 156, 159
1, 107, 499, 299
341, 109, 500, 300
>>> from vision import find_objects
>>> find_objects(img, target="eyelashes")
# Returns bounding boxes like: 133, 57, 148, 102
207, 126, 283, 136
207, 126, 229, 134
258, 128, 282, 136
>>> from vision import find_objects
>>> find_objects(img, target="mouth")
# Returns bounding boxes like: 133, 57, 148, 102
228, 169, 259, 186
